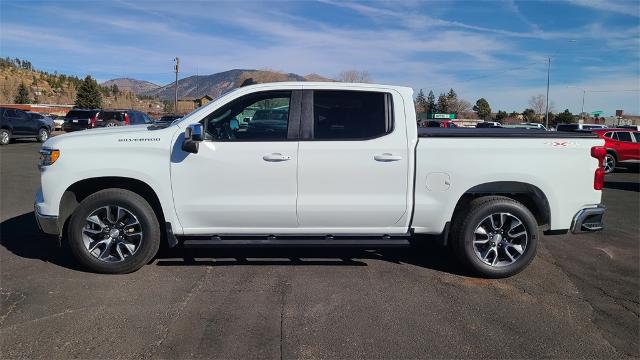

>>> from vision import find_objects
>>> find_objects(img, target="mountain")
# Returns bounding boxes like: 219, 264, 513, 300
139, 69, 333, 100
101, 78, 160, 94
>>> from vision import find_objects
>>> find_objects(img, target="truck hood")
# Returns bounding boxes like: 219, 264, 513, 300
43, 124, 179, 150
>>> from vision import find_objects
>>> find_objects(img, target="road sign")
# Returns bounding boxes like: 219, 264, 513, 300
430, 113, 455, 119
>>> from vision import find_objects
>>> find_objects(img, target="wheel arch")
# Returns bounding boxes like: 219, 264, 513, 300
59, 177, 167, 243
605, 148, 618, 160
452, 181, 551, 229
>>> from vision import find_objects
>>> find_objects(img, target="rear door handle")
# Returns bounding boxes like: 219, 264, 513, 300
263, 153, 291, 162
374, 153, 403, 162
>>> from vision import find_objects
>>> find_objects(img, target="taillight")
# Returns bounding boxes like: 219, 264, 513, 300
124, 113, 129, 125
89, 115, 96, 128
591, 146, 606, 190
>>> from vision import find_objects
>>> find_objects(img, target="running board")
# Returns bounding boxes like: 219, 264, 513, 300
180, 234, 411, 248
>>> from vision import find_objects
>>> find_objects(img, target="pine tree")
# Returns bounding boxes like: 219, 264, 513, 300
473, 98, 492, 120
74, 75, 102, 109
437, 92, 448, 113
426, 90, 436, 115
415, 89, 427, 114
14, 82, 30, 104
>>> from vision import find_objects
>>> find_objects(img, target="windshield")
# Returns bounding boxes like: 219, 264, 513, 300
172, 89, 238, 126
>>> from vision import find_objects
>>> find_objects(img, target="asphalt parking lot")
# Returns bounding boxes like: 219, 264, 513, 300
1, 138, 638, 359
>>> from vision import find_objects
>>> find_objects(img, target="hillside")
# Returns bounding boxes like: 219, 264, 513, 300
140, 69, 333, 100
101, 78, 160, 94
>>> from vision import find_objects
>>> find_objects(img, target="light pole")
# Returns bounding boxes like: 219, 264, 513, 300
546, 40, 577, 128
545, 57, 550, 129
567, 86, 587, 120
174, 57, 180, 113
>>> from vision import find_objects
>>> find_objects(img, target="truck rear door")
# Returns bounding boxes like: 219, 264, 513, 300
296, 89, 409, 231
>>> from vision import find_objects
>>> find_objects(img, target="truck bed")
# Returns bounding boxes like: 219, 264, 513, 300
412, 128, 604, 234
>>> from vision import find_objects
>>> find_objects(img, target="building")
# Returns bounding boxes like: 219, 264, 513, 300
176, 95, 214, 114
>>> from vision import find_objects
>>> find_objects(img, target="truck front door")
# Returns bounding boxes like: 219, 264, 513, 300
171, 89, 302, 234
296, 89, 410, 232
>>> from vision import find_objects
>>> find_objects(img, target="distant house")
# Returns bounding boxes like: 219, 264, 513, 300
177, 95, 213, 113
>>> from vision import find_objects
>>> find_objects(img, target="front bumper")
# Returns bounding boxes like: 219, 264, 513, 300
571, 204, 606, 233
34, 205, 59, 235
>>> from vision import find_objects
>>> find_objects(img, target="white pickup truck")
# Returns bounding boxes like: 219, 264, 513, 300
35, 82, 606, 277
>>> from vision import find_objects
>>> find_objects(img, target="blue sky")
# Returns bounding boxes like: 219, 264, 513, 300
1, 0, 639, 114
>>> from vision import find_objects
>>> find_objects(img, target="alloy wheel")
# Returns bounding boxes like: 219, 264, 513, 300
472, 212, 528, 267
0, 131, 9, 144
604, 154, 615, 173
39, 129, 48, 141
82, 205, 143, 262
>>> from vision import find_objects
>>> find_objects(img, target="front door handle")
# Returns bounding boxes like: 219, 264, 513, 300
374, 153, 403, 162
263, 153, 291, 162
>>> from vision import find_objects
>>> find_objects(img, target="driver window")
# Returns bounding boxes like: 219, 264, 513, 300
203, 91, 291, 141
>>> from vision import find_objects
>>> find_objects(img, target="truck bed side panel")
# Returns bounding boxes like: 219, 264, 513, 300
413, 136, 604, 233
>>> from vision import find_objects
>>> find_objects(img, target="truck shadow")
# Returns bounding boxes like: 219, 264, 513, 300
0, 212, 465, 276
0, 212, 83, 271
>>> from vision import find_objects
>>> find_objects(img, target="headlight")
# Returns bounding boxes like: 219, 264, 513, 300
39, 148, 60, 167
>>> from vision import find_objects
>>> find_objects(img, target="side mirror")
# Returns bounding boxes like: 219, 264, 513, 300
182, 123, 203, 153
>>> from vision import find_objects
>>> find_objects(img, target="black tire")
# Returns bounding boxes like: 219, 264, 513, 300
37, 127, 49, 143
105, 120, 119, 127
604, 153, 616, 174
67, 188, 160, 274
0, 128, 10, 145
450, 196, 538, 278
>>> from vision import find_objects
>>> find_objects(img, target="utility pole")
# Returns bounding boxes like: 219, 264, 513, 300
581, 89, 585, 121
545, 56, 550, 129
174, 57, 180, 113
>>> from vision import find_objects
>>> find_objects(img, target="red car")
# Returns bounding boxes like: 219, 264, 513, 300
592, 129, 640, 173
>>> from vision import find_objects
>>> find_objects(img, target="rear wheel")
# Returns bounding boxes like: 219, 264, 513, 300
67, 189, 160, 274
604, 153, 616, 174
105, 120, 119, 127
37, 128, 49, 142
0, 129, 10, 145
451, 196, 538, 278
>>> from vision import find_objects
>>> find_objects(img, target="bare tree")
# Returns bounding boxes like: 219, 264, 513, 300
337, 70, 372, 83
449, 99, 471, 115
528, 94, 545, 115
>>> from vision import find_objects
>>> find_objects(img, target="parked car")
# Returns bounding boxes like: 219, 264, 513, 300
96, 110, 153, 127
0, 107, 51, 145
62, 109, 153, 131
154, 114, 182, 127
557, 123, 608, 132
421, 119, 458, 128
36, 82, 605, 277
591, 129, 640, 173
520, 122, 547, 131
61, 109, 101, 132
50, 115, 65, 130
476, 121, 501, 128
26, 112, 54, 133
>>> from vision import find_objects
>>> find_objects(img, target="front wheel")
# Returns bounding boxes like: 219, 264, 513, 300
0, 129, 10, 145
67, 189, 160, 274
37, 128, 49, 143
451, 196, 538, 278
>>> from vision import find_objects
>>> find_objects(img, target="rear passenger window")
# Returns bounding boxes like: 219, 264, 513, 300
616, 132, 632, 142
312, 91, 392, 140
634, 132, 640, 142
